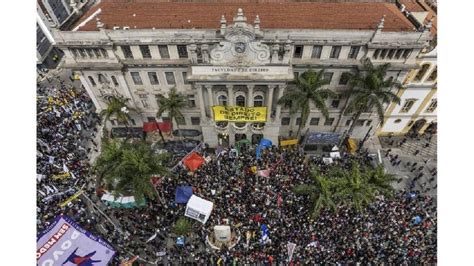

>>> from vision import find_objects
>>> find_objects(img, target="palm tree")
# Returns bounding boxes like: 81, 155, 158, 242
99, 95, 137, 136
278, 69, 336, 138
342, 59, 402, 137
93, 139, 171, 203
367, 165, 397, 197
173, 217, 192, 236
156, 87, 188, 141
293, 168, 337, 218
336, 162, 376, 212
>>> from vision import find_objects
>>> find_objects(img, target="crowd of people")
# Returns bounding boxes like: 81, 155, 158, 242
37, 81, 437, 265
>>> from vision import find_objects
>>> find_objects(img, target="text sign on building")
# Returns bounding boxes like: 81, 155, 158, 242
212, 106, 267, 122
190, 66, 291, 78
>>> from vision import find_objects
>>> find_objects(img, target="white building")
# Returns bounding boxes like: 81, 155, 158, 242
52, 0, 432, 147
378, 0, 437, 136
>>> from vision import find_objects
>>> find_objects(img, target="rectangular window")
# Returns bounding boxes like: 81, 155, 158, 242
131, 72, 143, 85
86, 49, 94, 58
294, 72, 299, 79
182, 72, 189, 84
324, 118, 335, 126
387, 49, 396, 59
69, 48, 78, 58
425, 99, 437, 113
79, 48, 86, 58
373, 49, 381, 59
356, 120, 366, 126
323, 72, 334, 83
296, 118, 302, 126
331, 99, 340, 108
395, 49, 403, 59
281, 117, 290, 126
93, 48, 101, 58
345, 119, 352, 126
402, 49, 412, 59
147, 117, 156, 122
348, 46, 360, 59
148, 72, 159, 85
330, 46, 341, 59
162, 117, 171, 123
188, 94, 196, 108
400, 99, 416, 113
141, 99, 149, 108
339, 72, 350, 85
165, 72, 176, 85
100, 48, 108, 58
158, 45, 170, 59
121, 45, 133, 59
130, 119, 136, 126
380, 49, 388, 59
177, 45, 188, 58
88, 76, 96, 86
176, 117, 186, 125
139, 45, 151, 58
366, 120, 373, 126
311, 45, 322, 58
191, 117, 200, 125
293, 45, 303, 58
310, 117, 320, 125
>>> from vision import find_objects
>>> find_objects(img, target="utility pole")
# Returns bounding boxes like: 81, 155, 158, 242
79, 188, 123, 235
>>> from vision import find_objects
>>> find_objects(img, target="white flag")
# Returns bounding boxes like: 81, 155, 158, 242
63, 163, 69, 173
287, 242, 296, 262
146, 232, 158, 243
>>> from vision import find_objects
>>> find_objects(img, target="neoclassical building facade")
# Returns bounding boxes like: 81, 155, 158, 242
52, 0, 432, 147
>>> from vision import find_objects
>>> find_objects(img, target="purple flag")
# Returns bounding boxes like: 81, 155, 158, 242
37, 215, 115, 266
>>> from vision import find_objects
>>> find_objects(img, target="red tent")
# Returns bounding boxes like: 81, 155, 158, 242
183, 152, 205, 172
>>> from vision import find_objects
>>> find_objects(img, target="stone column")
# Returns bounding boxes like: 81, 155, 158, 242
266, 85, 275, 121
247, 85, 254, 107
206, 85, 214, 119
227, 85, 234, 106
196, 84, 206, 119
275, 84, 286, 121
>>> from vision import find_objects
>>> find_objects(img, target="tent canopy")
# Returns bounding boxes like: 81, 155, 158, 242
183, 152, 205, 172
185, 195, 213, 224
259, 138, 272, 148
175, 186, 193, 204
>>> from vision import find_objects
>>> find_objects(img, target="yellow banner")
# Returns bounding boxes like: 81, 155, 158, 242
52, 172, 70, 180
280, 139, 299, 146
59, 190, 83, 207
212, 106, 267, 122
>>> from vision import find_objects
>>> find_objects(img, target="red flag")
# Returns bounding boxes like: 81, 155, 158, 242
277, 193, 283, 208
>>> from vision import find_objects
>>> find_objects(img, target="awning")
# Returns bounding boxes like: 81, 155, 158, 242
175, 186, 193, 204
143, 122, 158, 132
305, 132, 340, 145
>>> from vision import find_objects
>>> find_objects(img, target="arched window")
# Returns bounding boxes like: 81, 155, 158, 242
98, 74, 108, 84
111, 76, 119, 86
427, 67, 437, 82
253, 95, 264, 107
236, 95, 246, 107
217, 95, 227, 106
88, 76, 96, 86
413, 64, 430, 82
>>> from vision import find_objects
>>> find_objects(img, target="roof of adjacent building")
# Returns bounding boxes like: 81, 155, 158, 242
71, 0, 416, 32
399, 0, 436, 36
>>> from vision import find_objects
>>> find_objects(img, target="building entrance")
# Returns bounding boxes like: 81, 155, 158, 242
218, 133, 229, 147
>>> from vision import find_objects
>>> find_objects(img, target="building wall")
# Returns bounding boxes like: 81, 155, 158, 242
52, 9, 431, 146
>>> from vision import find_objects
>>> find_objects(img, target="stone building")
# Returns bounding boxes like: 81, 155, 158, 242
52, 0, 432, 147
